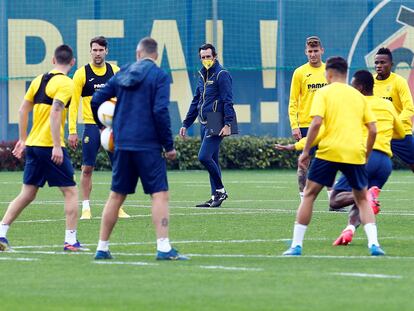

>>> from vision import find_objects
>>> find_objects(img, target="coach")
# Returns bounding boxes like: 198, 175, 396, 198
179, 43, 235, 208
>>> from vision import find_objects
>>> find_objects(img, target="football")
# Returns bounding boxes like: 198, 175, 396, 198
100, 127, 114, 152
97, 101, 115, 127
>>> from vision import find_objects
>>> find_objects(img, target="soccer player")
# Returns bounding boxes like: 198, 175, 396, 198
374, 47, 414, 171
179, 43, 235, 208
282, 56, 385, 256
91, 37, 188, 260
68, 36, 130, 220
0, 45, 86, 252
288, 36, 328, 202
331, 70, 405, 245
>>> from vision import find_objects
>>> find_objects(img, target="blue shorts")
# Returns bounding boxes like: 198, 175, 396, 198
111, 149, 168, 195
300, 127, 317, 156
391, 135, 414, 165
334, 150, 392, 191
23, 146, 76, 187
82, 124, 113, 167
308, 158, 368, 190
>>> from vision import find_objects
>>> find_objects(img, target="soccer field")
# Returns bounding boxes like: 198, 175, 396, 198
0, 170, 413, 311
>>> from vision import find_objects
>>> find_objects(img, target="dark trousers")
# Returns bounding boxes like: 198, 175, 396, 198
198, 124, 224, 194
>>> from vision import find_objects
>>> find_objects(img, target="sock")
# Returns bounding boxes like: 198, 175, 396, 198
82, 200, 90, 211
97, 240, 109, 252
211, 195, 215, 200
291, 223, 307, 248
216, 188, 225, 193
0, 224, 10, 238
327, 190, 333, 199
157, 238, 172, 252
65, 229, 77, 245
299, 192, 304, 202
364, 223, 379, 247
345, 225, 356, 233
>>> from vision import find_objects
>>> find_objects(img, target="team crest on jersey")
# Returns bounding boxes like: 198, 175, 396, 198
84, 136, 90, 144
350, 4, 414, 94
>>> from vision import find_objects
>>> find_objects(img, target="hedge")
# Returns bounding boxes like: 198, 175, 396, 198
0, 136, 409, 171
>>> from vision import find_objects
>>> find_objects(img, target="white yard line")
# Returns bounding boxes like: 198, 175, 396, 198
331, 272, 402, 279
0, 257, 39, 262
199, 265, 263, 271
93, 261, 158, 266
11, 207, 414, 224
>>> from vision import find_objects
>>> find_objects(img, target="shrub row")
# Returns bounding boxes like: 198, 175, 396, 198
0, 137, 408, 171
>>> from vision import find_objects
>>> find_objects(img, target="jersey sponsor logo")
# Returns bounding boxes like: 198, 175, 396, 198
307, 83, 327, 90
94, 83, 106, 90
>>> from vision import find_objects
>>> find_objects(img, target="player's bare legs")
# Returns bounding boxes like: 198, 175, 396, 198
151, 191, 170, 239
329, 190, 354, 210
60, 186, 79, 230
1, 184, 38, 225
99, 191, 126, 241
297, 180, 324, 225
283, 180, 324, 255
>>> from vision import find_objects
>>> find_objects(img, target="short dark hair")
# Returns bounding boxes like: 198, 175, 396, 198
376, 47, 393, 62
54, 44, 73, 65
353, 70, 374, 93
199, 43, 217, 57
90, 36, 108, 48
306, 36, 322, 48
325, 56, 348, 74
137, 37, 158, 54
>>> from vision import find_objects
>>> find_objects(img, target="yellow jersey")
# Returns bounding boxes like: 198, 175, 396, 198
367, 96, 405, 157
69, 62, 119, 134
310, 82, 376, 164
373, 72, 414, 134
295, 96, 405, 158
288, 62, 327, 129
24, 69, 73, 147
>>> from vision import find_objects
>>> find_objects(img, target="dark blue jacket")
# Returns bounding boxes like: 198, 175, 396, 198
182, 61, 235, 128
91, 59, 173, 152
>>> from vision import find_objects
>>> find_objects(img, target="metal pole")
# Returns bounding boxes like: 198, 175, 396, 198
212, 0, 218, 47
0, 0, 8, 140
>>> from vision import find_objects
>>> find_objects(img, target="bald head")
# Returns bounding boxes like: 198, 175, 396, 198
136, 37, 158, 61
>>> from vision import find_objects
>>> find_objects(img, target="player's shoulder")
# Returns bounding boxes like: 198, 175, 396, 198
50, 70, 73, 87
389, 72, 407, 84
109, 62, 120, 73
294, 62, 310, 73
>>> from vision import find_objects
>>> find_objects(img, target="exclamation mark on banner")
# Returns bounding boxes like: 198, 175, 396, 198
260, 20, 279, 123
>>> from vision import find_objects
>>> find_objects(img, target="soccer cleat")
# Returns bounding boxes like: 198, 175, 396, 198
333, 229, 354, 246
80, 209, 92, 220
94, 250, 113, 260
210, 191, 228, 208
369, 244, 385, 256
368, 186, 381, 215
0, 237, 10, 251
195, 199, 213, 208
282, 245, 302, 256
156, 248, 189, 260
118, 207, 131, 218
64, 240, 90, 252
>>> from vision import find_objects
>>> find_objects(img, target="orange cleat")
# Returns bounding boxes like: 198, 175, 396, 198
333, 229, 354, 246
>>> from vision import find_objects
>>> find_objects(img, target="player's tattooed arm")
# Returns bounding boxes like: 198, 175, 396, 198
50, 99, 65, 165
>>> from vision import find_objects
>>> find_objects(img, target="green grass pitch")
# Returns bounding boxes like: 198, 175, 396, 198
0, 170, 413, 311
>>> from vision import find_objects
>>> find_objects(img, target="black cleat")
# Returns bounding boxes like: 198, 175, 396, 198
210, 191, 228, 208
196, 199, 213, 208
